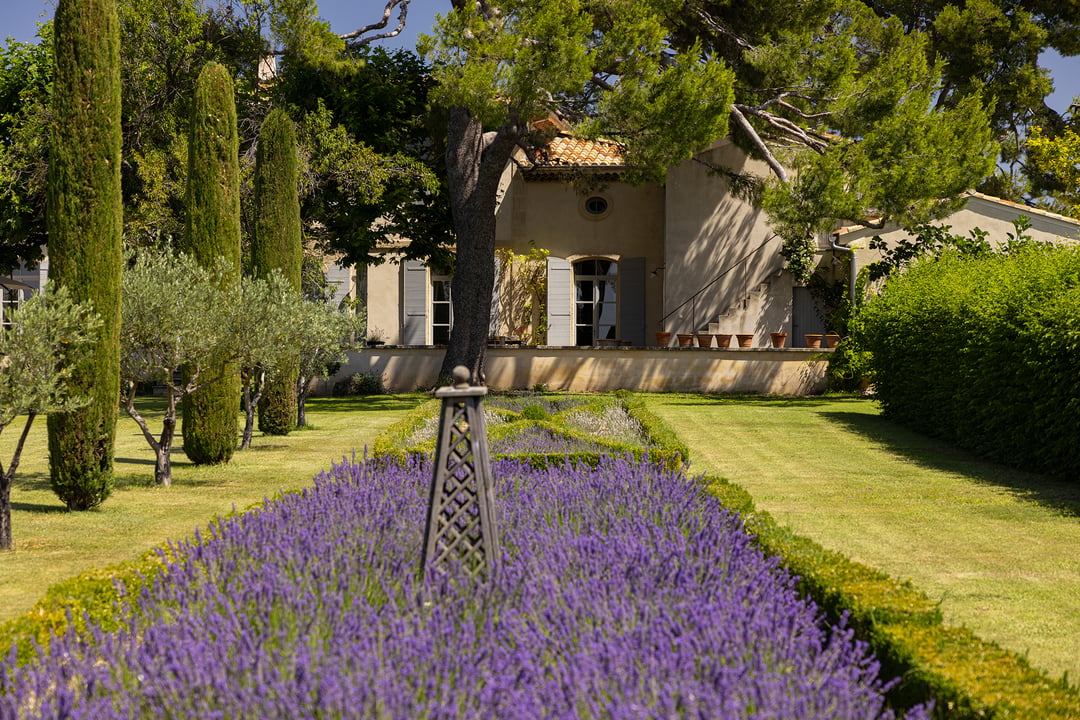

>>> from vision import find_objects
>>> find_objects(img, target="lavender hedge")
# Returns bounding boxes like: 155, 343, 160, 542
1, 457, 927, 719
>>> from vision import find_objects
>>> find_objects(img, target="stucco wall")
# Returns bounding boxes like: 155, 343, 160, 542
663, 140, 789, 339
316, 346, 828, 395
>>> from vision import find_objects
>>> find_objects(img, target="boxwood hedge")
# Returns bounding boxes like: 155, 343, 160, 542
858, 244, 1080, 479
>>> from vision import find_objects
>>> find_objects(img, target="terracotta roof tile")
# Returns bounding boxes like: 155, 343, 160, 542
534, 134, 625, 169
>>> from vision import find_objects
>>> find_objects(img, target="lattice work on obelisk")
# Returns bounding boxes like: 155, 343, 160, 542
421, 366, 500, 578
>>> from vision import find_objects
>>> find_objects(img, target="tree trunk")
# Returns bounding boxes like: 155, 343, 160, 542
296, 377, 309, 428
438, 106, 520, 383
1, 472, 12, 550
155, 395, 178, 487
1, 412, 38, 550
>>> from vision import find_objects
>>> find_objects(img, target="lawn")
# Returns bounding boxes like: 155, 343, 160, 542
644, 393, 1080, 686
0, 394, 425, 624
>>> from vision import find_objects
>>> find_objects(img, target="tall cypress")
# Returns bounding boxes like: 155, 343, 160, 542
253, 108, 302, 436
46, 0, 123, 510
180, 62, 240, 464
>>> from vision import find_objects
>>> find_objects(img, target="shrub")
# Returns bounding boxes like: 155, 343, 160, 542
858, 245, 1080, 478
333, 371, 386, 396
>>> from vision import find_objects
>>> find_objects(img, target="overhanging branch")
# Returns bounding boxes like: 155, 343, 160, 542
342, 0, 410, 47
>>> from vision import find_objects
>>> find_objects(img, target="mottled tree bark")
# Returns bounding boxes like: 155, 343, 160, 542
438, 106, 520, 384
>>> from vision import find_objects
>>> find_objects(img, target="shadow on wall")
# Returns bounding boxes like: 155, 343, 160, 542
316, 347, 829, 395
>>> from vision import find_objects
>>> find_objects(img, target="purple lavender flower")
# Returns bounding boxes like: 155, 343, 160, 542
0, 457, 929, 719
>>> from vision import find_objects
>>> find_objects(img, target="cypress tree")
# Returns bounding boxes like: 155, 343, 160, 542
45, 0, 123, 510
253, 108, 302, 436
180, 62, 240, 464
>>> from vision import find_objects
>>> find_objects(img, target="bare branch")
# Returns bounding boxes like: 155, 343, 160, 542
729, 106, 789, 183
694, 8, 755, 52
735, 103, 830, 154
342, 0, 410, 47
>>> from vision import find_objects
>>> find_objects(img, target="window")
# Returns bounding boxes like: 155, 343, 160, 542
431, 274, 453, 345
0, 288, 24, 328
574, 259, 617, 346
584, 196, 608, 215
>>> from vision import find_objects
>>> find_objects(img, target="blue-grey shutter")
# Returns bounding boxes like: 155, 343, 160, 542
546, 256, 573, 346
619, 256, 646, 346
402, 259, 428, 345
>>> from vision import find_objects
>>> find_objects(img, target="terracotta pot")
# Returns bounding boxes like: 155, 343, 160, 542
714, 333, 732, 348
695, 333, 713, 348
770, 332, 787, 348
676, 333, 695, 347
804, 333, 823, 349
825, 333, 841, 348
735, 333, 754, 348
655, 331, 672, 347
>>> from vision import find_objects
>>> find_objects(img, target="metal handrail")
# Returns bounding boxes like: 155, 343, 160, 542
660, 234, 778, 330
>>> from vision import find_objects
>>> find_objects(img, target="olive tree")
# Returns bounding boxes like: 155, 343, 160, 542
0, 287, 100, 550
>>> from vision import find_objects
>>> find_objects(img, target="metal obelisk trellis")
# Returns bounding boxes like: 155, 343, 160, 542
421, 365, 500, 579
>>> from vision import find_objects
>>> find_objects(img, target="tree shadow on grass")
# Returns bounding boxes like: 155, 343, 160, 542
11, 501, 67, 514
647, 392, 872, 409
306, 394, 427, 414
820, 410, 1080, 519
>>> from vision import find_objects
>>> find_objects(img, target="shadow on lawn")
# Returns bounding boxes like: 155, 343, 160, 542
821, 410, 1080, 519
651, 392, 872, 409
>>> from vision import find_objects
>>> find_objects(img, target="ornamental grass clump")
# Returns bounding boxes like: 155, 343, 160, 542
0, 456, 926, 719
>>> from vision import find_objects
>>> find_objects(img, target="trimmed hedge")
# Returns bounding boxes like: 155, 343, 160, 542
372, 391, 689, 470
859, 245, 1080, 478
706, 475, 1080, 719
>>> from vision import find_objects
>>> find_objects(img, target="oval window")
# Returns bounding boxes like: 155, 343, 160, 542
584, 196, 609, 216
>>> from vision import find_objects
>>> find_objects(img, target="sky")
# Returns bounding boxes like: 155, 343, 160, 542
1, 0, 1079, 113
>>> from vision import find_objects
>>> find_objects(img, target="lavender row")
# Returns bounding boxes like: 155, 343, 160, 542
1, 457, 928, 719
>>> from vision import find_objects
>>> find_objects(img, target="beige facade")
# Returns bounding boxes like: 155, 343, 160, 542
360, 138, 1080, 357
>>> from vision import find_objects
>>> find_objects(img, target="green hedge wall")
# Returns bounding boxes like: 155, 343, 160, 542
859, 245, 1080, 478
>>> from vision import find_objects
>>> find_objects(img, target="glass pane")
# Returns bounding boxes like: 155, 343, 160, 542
576, 326, 593, 346
598, 302, 617, 326
599, 324, 617, 340
596, 280, 616, 302
433, 304, 450, 324
575, 280, 593, 301
433, 326, 450, 345
574, 259, 596, 276
432, 281, 451, 302
596, 260, 617, 276
576, 303, 593, 324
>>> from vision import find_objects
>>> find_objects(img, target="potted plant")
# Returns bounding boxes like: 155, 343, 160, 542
714, 333, 732, 348
804, 333, 823, 349
735, 333, 754, 348
695, 332, 713, 348
676, 333, 695, 347
770, 332, 787, 348
825, 333, 841, 348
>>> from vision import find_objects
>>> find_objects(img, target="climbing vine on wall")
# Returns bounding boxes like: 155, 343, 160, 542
495, 246, 549, 345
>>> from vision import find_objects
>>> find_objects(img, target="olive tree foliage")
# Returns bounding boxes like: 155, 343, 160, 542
120, 250, 304, 484
0, 287, 100, 551
294, 300, 364, 428
420, 0, 736, 380
121, 251, 237, 486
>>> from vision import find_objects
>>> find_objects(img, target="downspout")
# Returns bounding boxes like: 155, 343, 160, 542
829, 232, 857, 305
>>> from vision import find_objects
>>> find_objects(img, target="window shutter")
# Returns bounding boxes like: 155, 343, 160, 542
546, 256, 573, 346
402, 259, 428, 345
619, 256, 646, 346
